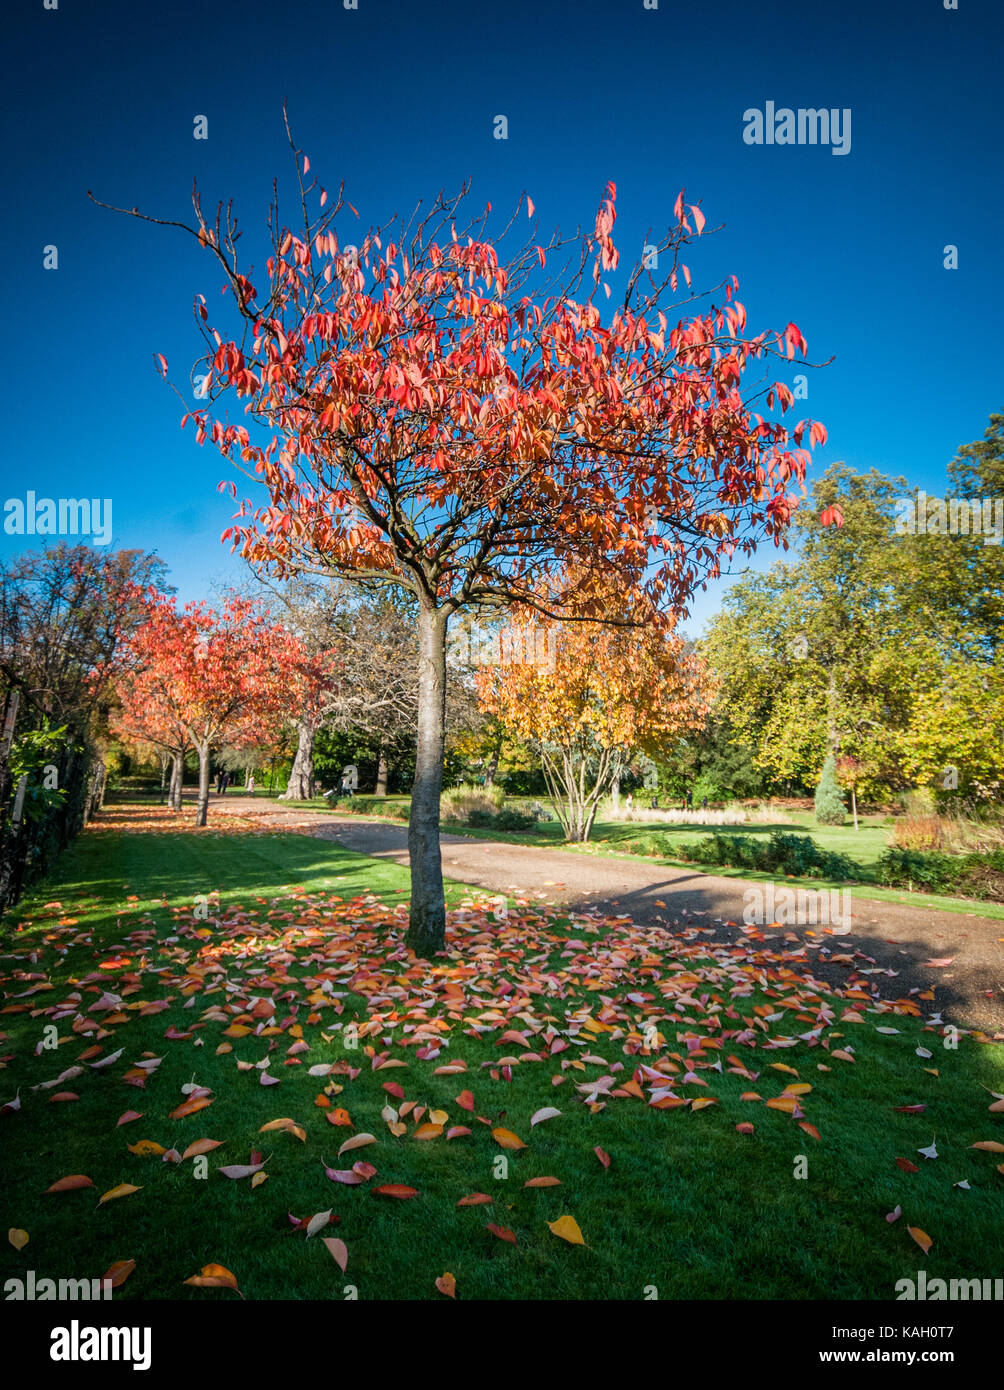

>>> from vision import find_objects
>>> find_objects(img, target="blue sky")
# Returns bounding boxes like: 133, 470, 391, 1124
2, 0, 1002, 636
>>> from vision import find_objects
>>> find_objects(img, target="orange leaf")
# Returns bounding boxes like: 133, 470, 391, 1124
491, 1127, 526, 1151
486, 1223, 517, 1244
908, 1226, 933, 1255
170, 1096, 212, 1120
102, 1259, 136, 1288
435, 1271, 457, 1298
45, 1175, 93, 1193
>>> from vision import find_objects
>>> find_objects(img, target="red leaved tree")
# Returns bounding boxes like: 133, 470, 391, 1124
116, 594, 296, 825
94, 127, 833, 950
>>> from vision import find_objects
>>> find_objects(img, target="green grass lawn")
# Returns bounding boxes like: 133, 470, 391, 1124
1, 804, 1002, 1301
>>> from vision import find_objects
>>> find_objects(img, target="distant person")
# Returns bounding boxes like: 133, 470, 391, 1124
685, 790, 693, 810
247, 773, 255, 795
650, 796, 659, 809
216, 768, 226, 796
625, 791, 634, 813
341, 763, 358, 799
701, 796, 708, 810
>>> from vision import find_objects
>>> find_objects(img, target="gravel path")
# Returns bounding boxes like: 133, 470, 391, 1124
204, 795, 1004, 1034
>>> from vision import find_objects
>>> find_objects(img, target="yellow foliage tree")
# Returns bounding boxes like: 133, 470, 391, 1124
477, 595, 713, 841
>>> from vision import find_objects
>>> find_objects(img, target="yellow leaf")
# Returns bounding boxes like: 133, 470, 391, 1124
99, 1183, 142, 1205
547, 1214, 585, 1246
128, 1140, 166, 1156
8, 1229, 28, 1251
491, 1127, 526, 1151
908, 1226, 933, 1255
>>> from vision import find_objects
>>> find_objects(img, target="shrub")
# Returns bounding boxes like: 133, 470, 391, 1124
877, 846, 1004, 902
814, 755, 846, 826
891, 814, 946, 852
467, 805, 536, 832
441, 783, 505, 823
677, 830, 859, 880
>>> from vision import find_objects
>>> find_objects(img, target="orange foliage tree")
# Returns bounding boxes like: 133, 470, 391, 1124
477, 595, 713, 842
94, 128, 832, 950
115, 595, 296, 825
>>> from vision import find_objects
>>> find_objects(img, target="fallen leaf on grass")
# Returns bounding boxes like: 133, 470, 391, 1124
908, 1226, 933, 1255
885, 1206, 902, 1223
594, 1146, 611, 1168
338, 1133, 376, 1157
182, 1139, 222, 1159
306, 1210, 334, 1238
971, 1141, 1004, 1153
896, 1157, 920, 1173
372, 1184, 418, 1199
324, 1237, 349, 1272
8, 1229, 28, 1250
492, 1127, 525, 1151
102, 1259, 136, 1288
530, 1107, 561, 1128
524, 1177, 561, 1188
116, 1111, 143, 1126
435, 1271, 456, 1298
259, 1118, 306, 1142
128, 1140, 165, 1157
98, 1184, 141, 1205
547, 1214, 586, 1245
458, 1193, 493, 1206
45, 1175, 93, 1193
486, 1223, 516, 1244
184, 1263, 242, 1296
218, 1162, 265, 1180
170, 1096, 212, 1120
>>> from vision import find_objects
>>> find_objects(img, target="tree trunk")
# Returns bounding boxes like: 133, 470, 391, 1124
284, 720, 317, 799
374, 748, 389, 797
158, 750, 169, 803
407, 605, 447, 955
485, 738, 501, 788
611, 770, 621, 813
851, 787, 859, 831
196, 745, 210, 827
169, 752, 183, 811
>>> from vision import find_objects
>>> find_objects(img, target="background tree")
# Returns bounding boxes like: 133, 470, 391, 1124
96, 139, 831, 951
0, 544, 170, 911
116, 595, 294, 825
477, 588, 713, 841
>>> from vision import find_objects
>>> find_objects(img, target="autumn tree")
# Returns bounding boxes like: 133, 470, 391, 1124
476, 587, 714, 842
251, 577, 421, 799
0, 545, 171, 910
115, 595, 295, 825
94, 128, 831, 951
